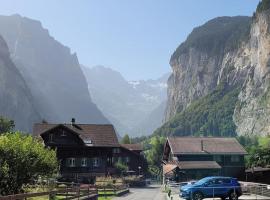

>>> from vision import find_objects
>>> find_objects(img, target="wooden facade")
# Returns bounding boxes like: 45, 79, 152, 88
163, 137, 247, 182
33, 120, 146, 183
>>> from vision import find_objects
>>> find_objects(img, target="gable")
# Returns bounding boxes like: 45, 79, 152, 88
41, 125, 84, 146
33, 123, 120, 147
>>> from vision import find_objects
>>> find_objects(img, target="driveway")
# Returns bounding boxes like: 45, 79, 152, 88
113, 185, 165, 200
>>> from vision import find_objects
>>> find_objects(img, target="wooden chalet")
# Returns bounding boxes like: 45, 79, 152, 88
33, 119, 146, 183
162, 137, 247, 182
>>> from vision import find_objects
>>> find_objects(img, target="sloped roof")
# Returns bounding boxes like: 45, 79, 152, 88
121, 143, 143, 151
165, 160, 221, 170
167, 137, 247, 155
163, 163, 178, 175
33, 123, 119, 147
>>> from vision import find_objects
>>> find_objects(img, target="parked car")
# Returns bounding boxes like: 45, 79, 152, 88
179, 176, 242, 200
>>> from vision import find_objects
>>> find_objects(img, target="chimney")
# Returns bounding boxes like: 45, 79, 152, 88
201, 140, 204, 152
71, 118, 75, 125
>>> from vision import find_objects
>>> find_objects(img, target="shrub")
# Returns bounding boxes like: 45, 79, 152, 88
0, 132, 58, 195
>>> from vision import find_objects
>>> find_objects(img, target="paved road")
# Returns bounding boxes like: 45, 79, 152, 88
113, 185, 165, 200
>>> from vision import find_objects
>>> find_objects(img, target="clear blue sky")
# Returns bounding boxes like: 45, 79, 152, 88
0, 0, 260, 80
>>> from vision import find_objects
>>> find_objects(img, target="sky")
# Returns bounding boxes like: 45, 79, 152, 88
0, 0, 260, 80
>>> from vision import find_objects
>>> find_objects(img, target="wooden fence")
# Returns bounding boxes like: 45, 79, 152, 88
0, 185, 98, 200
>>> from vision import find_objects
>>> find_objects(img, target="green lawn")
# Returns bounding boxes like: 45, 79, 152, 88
98, 197, 113, 200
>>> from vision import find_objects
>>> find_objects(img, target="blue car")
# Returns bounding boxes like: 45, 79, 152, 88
180, 176, 242, 200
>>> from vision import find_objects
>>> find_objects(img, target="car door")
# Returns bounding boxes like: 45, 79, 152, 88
213, 178, 227, 197
203, 179, 216, 198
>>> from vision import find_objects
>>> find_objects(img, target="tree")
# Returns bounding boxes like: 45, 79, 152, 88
115, 160, 128, 173
121, 134, 131, 144
144, 136, 166, 176
0, 116, 14, 134
0, 132, 58, 195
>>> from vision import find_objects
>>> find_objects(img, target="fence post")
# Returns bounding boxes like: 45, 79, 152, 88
77, 187, 80, 200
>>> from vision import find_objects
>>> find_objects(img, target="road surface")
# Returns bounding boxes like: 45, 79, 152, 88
113, 185, 165, 200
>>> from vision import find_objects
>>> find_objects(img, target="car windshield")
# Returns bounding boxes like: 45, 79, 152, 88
195, 177, 212, 185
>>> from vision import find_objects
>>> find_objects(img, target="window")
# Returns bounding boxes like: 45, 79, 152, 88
81, 158, 87, 167
113, 148, 121, 154
214, 155, 222, 162
124, 157, 130, 163
93, 157, 100, 167
112, 157, 118, 163
231, 155, 240, 162
49, 134, 53, 142
67, 158, 76, 167
61, 130, 67, 136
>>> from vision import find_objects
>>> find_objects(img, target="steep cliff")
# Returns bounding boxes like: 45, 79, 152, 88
165, 16, 251, 121
162, 1, 270, 137
0, 35, 40, 131
0, 15, 108, 124
234, 8, 270, 136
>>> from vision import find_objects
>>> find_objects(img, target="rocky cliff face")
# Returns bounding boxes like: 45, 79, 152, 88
0, 15, 108, 125
234, 9, 270, 136
165, 16, 251, 121
0, 35, 40, 131
164, 6, 270, 136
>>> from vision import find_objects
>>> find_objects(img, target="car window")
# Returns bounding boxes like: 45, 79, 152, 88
222, 178, 231, 184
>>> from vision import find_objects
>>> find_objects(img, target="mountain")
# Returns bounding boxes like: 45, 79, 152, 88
0, 15, 108, 126
82, 65, 169, 136
0, 35, 41, 131
156, 1, 270, 137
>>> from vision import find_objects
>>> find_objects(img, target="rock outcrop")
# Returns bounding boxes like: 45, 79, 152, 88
165, 16, 251, 121
0, 35, 40, 131
0, 15, 108, 125
164, 4, 270, 136
234, 9, 270, 136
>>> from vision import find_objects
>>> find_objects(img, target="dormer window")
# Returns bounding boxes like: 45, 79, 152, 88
85, 139, 92, 144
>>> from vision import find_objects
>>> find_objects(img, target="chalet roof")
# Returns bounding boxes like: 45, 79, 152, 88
164, 160, 221, 170
167, 137, 247, 155
33, 123, 119, 147
121, 143, 143, 151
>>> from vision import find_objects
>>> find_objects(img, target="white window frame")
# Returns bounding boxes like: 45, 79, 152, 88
93, 157, 100, 167
49, 134, 53, 142
113, 148, 121, 154
61, 130, 67, 137
67, 158, 76, 167
81, 158, 87, 167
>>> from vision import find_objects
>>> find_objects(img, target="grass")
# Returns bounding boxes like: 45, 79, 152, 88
98, 197, 113, 200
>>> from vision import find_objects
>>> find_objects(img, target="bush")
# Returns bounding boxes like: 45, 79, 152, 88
154, 83, 240, 137
0, 132, 58, 195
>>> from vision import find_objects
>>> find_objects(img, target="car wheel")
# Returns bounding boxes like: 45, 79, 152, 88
192, 192, 203, 200
229, 191, 238, 200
